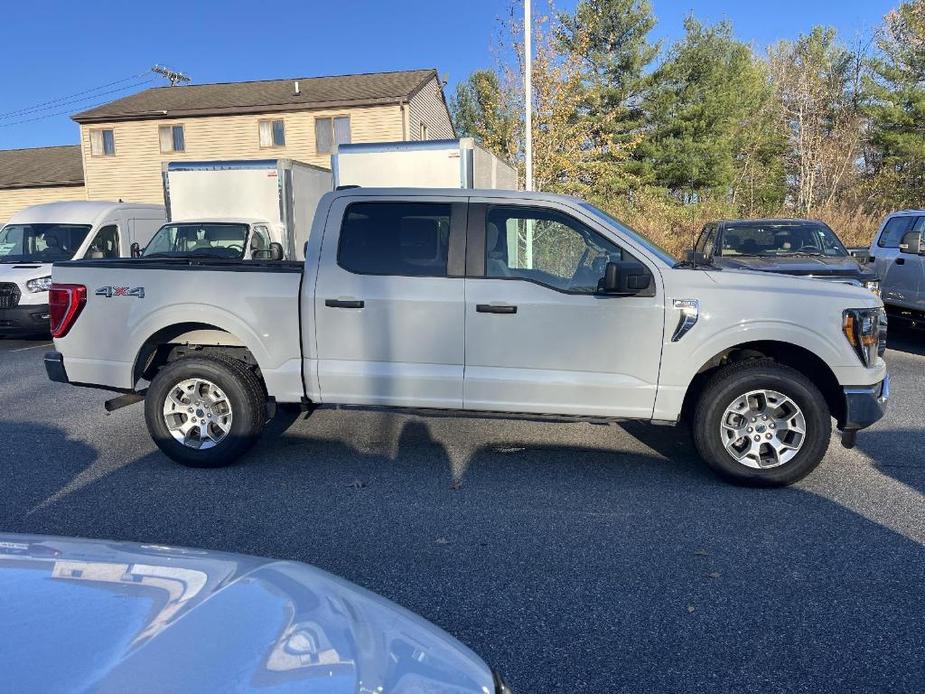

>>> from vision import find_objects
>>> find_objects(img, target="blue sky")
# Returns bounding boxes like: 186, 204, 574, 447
0, 0, 897, 150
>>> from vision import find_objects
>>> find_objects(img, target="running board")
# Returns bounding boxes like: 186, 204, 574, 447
104, 391, 146, 413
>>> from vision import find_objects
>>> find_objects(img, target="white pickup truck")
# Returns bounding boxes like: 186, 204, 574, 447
44, 188, 889, 486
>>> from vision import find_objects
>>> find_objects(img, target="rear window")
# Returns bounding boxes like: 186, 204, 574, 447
877, 215, 918, 248
337, 202, 451, 277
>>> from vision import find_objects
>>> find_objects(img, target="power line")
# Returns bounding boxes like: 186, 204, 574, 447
0, 89, 150, 129
0, 79, 155, 121
0, 70, 152, 119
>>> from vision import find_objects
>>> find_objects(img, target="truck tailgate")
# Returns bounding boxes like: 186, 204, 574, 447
50, 260, 303, 400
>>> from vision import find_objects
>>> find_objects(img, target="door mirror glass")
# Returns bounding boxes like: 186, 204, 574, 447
601, 260, 652, 295
899, 230, 925, 255
253, 242, 284, 261
848, 248, 871, 264
130, 242, 141, 258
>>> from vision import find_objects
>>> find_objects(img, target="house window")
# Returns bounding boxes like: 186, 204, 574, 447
159, 125, 185, 153
259, 119, 286, 148
420, 122, 428, 140
90, 129, 115, 156
315, 116, 351, 154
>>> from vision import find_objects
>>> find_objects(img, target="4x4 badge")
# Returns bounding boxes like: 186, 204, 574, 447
95, 286, 145, 299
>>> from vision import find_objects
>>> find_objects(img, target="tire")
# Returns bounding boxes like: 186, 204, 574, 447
144, 355, 266, 467
692, 359, 831, 487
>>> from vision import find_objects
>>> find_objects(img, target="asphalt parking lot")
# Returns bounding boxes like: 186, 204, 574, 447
0, 334, 923, 693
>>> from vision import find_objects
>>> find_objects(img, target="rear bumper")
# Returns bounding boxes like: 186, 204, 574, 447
885, 303, 925, 329
44, 351, 69, 384
841, 373, 890, 431
0, 303, 50, 335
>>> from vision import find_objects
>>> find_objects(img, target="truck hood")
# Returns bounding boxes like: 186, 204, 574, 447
0, 534, 495, 694
713, 254, 877, 281
700, 266, 881, 306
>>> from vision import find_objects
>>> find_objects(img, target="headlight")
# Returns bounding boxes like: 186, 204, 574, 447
26, 276, 53, 293
864, 280, 881, 296
843, 307, 887, 366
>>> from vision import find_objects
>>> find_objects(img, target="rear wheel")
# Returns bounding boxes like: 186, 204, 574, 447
144, 355, 266, 467
693, 359, 831, 486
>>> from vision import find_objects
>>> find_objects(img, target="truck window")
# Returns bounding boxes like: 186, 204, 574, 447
484, 206, 625, 293
878, 216, 916, 248
696, 225, 716, 255
84, 225, 119, 259
337, 202, 451, 277
250, 226, 270, 253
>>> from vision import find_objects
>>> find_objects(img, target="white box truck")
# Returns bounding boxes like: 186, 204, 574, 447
154, 159, 332, 261
331, 139, 518, 190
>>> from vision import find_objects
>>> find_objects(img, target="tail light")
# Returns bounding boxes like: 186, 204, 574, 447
48, 283, 87, 338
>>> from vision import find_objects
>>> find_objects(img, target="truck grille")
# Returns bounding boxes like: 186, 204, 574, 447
0, 283, 20, 309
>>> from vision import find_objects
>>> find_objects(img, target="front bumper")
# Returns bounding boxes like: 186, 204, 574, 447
44, 351, 68, 384
841, 373, 890, 431
0, 303, 50, 335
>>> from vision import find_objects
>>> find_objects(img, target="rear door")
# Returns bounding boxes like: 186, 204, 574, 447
462, 200, 664, 418
312, 196, 467, 408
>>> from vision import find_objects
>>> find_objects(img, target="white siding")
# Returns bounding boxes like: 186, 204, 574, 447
0, 185, 87, 224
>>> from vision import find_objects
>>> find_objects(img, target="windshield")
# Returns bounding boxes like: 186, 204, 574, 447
0, 223, 92, 263
718, 221, 848, 258
577, 202, 677, 265
143, 223, 249, 259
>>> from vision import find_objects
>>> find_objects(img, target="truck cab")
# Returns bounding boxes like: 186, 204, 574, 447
868, 210, 925, 329
0, 201, 165, 336
141, 219, 283, 261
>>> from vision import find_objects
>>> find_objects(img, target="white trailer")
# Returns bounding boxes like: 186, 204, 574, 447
331, 138, 518, 190
162, 159, 332, 260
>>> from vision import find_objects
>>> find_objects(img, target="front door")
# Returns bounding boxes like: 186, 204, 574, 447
463, 202, 665, 418
313, 197, 467, 408
879, 216, 924, 309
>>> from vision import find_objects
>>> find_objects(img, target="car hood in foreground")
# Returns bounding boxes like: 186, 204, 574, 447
713, 255, 877, 280
0, 534, 495, 694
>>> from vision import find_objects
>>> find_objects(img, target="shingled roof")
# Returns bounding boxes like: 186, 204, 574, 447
0, 145, 84, 189
72, 68, 439, 123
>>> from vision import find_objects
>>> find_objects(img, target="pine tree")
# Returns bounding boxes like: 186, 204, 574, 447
641, 18, 786, 212
866, 0, 925, 208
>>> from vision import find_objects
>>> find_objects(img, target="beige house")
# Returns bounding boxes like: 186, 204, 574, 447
0, 145, 86, 221
71, 68, 454, 204
0, 68, 454, 220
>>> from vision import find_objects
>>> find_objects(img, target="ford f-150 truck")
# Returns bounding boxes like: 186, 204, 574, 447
44, 188, 889, 486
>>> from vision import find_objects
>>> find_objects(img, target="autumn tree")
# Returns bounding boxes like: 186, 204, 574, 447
768, 27, 866, 215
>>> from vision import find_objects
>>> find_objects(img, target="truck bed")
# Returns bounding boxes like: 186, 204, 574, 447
50, 258, 305, 402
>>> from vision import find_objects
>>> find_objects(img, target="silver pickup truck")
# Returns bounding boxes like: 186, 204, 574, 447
44, 188, 889, 486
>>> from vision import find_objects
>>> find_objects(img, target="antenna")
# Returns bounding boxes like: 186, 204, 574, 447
151, 65, 191, 86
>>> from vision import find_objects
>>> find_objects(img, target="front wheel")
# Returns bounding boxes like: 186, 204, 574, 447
692, 359, 832, 486
144, 355, 266, 467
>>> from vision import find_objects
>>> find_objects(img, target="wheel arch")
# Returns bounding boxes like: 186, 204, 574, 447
132, 321, 264, 389
681, 340, 845, 426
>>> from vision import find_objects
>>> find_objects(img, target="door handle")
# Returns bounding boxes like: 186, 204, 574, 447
895, 258, 905, 265
325, 299, 364, 309
476, 303, 517, 314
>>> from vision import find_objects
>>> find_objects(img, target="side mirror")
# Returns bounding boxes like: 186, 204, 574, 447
601, 260, 652, 296
130, 242, 141, 258
899, 230, 925, 255
848, 248, 871, 264
254, 242, 285, 261
686, 250, 711, 265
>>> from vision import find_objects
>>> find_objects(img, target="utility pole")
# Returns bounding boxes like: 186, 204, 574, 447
523, 0, 534, 268
524, 0, 533, 192
152, 65, 191, 86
